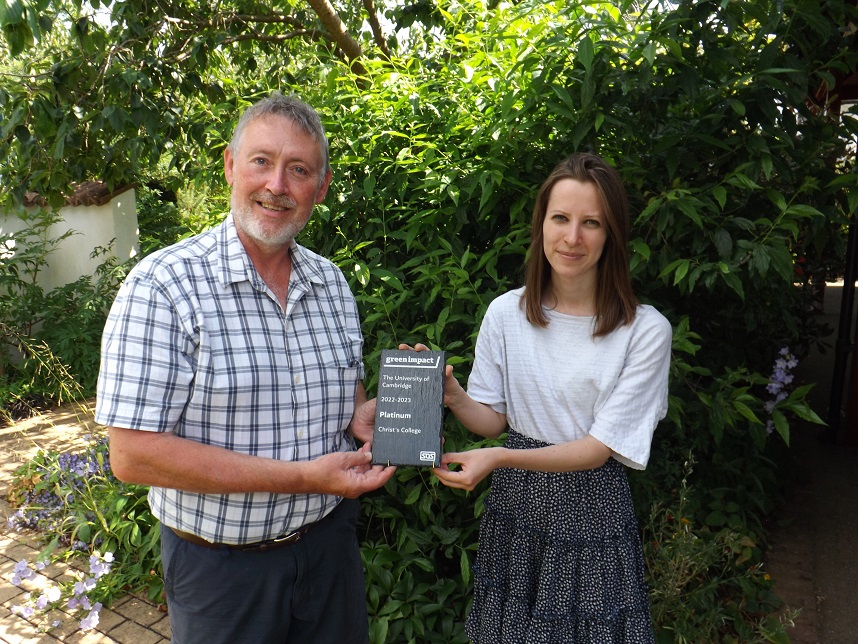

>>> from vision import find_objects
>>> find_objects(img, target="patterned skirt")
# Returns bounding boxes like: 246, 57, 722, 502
465, 430, 655, 643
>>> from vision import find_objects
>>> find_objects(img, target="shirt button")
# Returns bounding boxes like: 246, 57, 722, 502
294, 375, 302, 384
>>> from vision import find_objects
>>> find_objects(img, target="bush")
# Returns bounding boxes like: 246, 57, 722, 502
644, 457, 798, 643
0, 209, 131, 416
1, 1, 854, 640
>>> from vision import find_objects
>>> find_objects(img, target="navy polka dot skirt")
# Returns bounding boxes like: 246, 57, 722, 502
465, 430, 655, 643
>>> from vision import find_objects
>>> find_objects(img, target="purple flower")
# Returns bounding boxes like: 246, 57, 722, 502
11, 560, 35, 586
79, 608, 100, 631
12, 604, 35, 619
765, 347, 799, 422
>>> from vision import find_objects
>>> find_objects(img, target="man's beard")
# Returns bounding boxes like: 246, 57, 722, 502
232, 192, 309, 249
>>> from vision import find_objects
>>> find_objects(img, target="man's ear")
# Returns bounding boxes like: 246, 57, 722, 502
315, 169, 333, 204
224, 147, 235, 186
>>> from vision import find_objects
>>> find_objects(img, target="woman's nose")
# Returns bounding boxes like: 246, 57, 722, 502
565, 222, 582, 244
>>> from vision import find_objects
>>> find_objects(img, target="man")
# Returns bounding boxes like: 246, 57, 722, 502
96, 92, 396, 643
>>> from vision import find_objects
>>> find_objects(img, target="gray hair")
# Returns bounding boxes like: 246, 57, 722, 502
228, 91, 330, 177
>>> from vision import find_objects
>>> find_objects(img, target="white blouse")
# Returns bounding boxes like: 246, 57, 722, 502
467, 288, 672, 470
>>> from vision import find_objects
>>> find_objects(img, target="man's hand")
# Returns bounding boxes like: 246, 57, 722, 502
308, 442, 396, 497
349, 397, 376, 444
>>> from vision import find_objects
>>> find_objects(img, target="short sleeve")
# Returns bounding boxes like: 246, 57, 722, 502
466, 300, 508, 415
588, 308, 672, 470
96, 274, 196, 432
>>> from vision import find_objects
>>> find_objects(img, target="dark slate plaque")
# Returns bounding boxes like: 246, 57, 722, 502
371, 349, 445, 467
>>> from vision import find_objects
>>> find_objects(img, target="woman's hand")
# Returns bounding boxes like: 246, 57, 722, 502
398, 343, 467, 408
398, 342, 506, 439
432, 447, 505, 491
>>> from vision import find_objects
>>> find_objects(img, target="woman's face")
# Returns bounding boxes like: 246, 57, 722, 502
541, 178, 608, 287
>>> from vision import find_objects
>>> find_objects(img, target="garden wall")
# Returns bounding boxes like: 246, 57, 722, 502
0, 184, 139, 291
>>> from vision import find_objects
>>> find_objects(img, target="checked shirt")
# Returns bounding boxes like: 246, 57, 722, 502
95, 214, 364, 544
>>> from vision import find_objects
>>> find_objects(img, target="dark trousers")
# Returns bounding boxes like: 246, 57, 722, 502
160, 499, 369, 644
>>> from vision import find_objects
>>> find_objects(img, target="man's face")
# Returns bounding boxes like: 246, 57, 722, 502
224, 115, 332, 251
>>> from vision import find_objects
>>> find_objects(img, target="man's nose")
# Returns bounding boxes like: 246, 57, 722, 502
265, 168, 290, 195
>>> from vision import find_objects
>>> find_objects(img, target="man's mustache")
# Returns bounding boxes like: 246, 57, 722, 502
250, 192, 297, 209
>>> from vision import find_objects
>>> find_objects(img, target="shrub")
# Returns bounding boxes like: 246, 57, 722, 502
0, 209, 131, 415
644, 457, 798, 643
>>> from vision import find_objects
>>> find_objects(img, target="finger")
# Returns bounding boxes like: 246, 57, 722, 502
413, 343, 429, 352
398, 343, 414, 351
348, 449, 373, 466
433, 470, 472, 490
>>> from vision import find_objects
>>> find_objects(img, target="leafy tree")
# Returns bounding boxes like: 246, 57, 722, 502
2, 0, 857, 640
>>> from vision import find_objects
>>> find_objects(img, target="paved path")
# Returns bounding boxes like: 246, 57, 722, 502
0, 402, 170, 643
765, 280, 858, 644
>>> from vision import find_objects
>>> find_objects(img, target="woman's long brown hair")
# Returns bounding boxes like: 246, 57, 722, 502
520, 153, 639, 337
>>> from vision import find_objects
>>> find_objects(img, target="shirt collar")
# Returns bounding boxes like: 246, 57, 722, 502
216, 213, 326, 291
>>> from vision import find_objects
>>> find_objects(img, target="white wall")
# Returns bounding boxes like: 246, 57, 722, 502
0, 187, 139, 292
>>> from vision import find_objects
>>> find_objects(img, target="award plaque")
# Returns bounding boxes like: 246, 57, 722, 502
371, 349, 445, 467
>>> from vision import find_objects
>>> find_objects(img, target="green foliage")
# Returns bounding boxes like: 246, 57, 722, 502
135, 183, 189, 257
0, 209, 130, 413
1, 0, 856, 641
0, 322, 83, 422
644, 458, 797, 644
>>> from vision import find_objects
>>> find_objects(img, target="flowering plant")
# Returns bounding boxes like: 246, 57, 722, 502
6, 434, 163, 633
10, 550, 114, 632
762, 346, 822, 441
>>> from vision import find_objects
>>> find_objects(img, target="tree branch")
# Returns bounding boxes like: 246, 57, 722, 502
303, 0, 367, 76
361, 0, 390, 59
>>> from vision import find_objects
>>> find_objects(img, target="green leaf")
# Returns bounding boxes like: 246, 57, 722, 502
784, 204, 823, 218
577, 34, 595, 71
733, 400, 762, 425
673, 259, 690, 285
721, 272, 745, 300
353, 261, 370, 287
713, 229, 732, 258
403, 485, 421, 505
712, 185, 727, 209
460, 548, 471, 586
771, 410, 790, 445
0, 0, 24, 26
631, 239, 651, 260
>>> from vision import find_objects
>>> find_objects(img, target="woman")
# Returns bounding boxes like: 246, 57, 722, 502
432, 153, 672, 642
